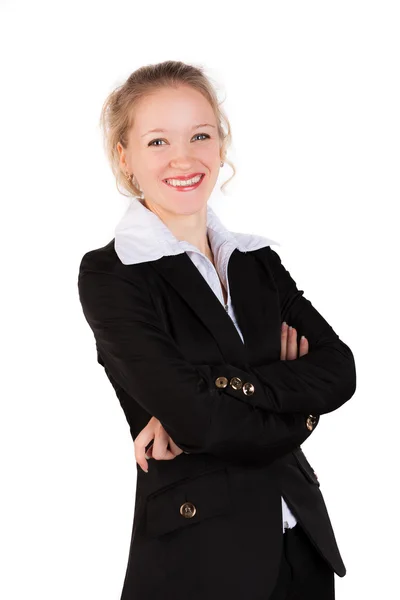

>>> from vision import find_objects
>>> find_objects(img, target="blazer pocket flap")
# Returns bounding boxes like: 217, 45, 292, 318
292, 448, 320, 486
145, 468, 231, 538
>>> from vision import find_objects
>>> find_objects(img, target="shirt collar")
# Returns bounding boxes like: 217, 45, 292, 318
114, 197, 280, 265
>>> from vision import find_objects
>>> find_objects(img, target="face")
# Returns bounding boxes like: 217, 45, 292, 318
117, 85, 222, 217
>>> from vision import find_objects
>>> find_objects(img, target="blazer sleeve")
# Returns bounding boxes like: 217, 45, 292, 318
217, 246, 357, 415
78, 254, 318, 463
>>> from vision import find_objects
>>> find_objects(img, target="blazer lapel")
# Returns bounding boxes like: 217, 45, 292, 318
150, 249, 280, 367
228, 250, 281, 365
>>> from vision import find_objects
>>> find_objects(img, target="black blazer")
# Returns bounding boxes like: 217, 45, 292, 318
78, 240, 356, 600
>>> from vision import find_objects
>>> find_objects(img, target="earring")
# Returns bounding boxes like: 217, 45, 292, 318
125, 172, 144, 198
126, 172, 140, 188
220, 161, 224, 167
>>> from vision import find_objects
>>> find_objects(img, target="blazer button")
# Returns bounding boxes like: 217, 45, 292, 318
242, 382, 255, 396
215, 376, 229, 388
306, 414, 318, 431
180, 502, 197, 519
230, 377, 243, 390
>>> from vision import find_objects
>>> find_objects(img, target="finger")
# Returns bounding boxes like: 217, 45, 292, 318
299, 336, 309, 357
151, 422, 173, 460
139, 416, 158, 463
286, 326, 298, 360
134, 428, 156, 472
280, 322, 288, 360
145, 440, 154, 459
167, 436, 184, 457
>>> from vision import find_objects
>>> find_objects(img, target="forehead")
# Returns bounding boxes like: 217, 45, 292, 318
131, 86, 216, 133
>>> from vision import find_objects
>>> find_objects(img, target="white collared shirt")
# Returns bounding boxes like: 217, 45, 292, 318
115, 198, 297, 533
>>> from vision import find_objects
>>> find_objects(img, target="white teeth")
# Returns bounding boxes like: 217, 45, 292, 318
166, 175, 202, 187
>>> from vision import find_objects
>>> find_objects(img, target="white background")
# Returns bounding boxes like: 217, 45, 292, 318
1, 1, 398, 598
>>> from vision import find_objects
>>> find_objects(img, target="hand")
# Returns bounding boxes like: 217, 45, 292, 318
280, 321, 309, 360
135, 322, 309, 472
134, 416, 184, 473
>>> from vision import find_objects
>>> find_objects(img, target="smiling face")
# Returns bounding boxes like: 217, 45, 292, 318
117, 85, 222, 217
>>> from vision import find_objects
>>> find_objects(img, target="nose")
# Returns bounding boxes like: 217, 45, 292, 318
169, 156, 193, 170
169, 141, 195, 169
170, 157, 193, 171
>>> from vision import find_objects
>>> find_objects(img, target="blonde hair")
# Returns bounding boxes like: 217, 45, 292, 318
99, 60, 236, 198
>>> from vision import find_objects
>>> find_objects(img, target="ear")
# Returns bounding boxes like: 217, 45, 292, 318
116, 142, 128, 170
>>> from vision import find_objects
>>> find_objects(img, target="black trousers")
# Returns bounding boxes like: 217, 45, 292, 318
269, 523, 335, 599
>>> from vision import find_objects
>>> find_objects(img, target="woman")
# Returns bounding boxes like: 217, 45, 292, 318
78, 60, 356, 600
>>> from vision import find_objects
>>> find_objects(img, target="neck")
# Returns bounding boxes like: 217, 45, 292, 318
143, 198, 213, 260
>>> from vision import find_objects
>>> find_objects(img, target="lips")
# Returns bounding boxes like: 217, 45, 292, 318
163, 172, 205, 181
163, 173, 205, 191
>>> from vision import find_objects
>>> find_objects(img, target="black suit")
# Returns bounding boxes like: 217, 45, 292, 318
78, 240, 356, 600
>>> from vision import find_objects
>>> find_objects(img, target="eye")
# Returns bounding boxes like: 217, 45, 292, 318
148, 139, 166, 147
192, 133, 210, 141
147, 133, 210, 147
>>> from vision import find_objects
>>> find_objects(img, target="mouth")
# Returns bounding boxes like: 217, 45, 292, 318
163, 173, 205, 191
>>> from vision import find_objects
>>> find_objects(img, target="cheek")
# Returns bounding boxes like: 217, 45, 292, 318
137, 156, 164, 182
197, 143, 221, 167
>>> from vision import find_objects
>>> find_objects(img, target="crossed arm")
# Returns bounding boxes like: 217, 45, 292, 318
78, 246, 356, 465
136, 322, 310, 471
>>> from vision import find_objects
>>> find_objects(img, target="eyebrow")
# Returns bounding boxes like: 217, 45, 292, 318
141, 123, 216, 138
